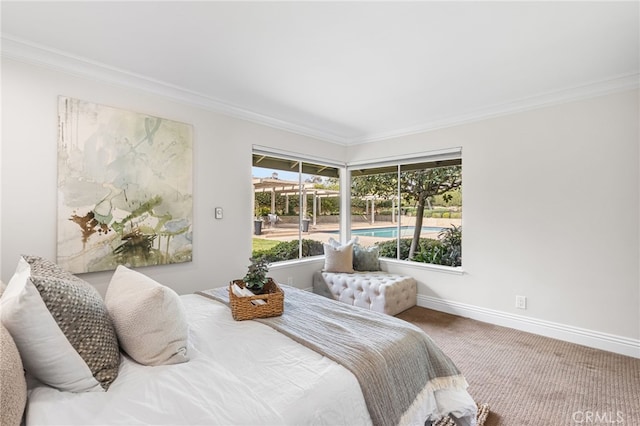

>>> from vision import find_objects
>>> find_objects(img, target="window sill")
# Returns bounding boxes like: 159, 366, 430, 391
268, 256, 324, 270
379, 258, 465, 275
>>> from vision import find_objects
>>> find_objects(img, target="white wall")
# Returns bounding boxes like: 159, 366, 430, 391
2, 57, 638, 357
0, 58, 345, 295
349, 90, 640, 355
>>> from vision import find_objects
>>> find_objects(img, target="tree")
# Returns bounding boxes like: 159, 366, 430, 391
402, 166, 462, 259
351, 165, 462, 260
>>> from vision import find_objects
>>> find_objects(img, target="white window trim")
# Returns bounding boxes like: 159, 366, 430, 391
252, 146, 346, 260
380, 258, 465, 275
346, 147, 463, 269
346, 147, 462, 170
252, 146, 463, 273
253, 145, 345, 169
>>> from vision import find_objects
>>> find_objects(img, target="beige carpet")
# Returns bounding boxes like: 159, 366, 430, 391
398, 307, 640, 426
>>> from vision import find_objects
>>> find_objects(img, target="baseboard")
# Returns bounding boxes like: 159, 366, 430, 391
417, 295, 640, 359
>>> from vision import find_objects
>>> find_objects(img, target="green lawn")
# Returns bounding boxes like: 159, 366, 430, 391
252, 238, 281, 253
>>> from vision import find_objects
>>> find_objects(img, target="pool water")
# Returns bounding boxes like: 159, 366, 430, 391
341, 226, 445, 238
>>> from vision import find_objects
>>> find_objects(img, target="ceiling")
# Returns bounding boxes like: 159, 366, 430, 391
2, 1, 639, 145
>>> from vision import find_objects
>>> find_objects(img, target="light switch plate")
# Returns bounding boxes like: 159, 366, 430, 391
215, 207, 223, 219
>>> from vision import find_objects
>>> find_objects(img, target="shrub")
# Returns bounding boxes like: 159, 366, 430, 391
442, 212, 451, 218
255, 206, 271, 217
438, 225, 462, 267
413, 240, 445, 264
376, 226, 462, 267
377, 238, 408, 259
403, 207, 416, 216
253, 239, 324, 263
377, 238, 438, 261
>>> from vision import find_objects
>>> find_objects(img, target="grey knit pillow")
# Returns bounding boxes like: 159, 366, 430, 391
1, 256, 120, 392
353, 244, 381, 271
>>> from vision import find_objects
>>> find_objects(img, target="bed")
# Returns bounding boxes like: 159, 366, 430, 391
1, 256, 478, 426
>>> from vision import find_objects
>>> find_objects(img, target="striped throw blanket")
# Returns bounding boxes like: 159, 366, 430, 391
197, 285, 469, 426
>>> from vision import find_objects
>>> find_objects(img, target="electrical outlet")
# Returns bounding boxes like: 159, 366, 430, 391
287, 277, 293, 285
516, 295, 527, 309
215, 207, 223, 219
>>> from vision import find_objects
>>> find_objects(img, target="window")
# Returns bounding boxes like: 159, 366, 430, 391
348, 149, 462, 267
252, 150, 342, 263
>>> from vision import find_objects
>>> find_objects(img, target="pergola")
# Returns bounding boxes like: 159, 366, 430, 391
252, 177, 340, 225
361, 195, 399, 224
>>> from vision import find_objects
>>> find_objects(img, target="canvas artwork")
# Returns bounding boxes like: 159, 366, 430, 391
57, 96, 193, 273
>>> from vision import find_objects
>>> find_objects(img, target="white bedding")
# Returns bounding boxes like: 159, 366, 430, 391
26, 294, 475, 426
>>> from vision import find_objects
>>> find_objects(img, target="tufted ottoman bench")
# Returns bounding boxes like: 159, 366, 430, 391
312, 271, 417, 316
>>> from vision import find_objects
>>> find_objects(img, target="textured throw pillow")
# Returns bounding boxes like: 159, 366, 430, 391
105, 265, 189, 366
0, 256, 120, 392
0, 324, 26, 426
323, 240, 355, 273
353, 244, 381, 271
327, 236, 358, 248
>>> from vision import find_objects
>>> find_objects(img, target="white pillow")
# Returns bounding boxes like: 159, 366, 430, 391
323, 240, 355, 273
105, 265, 189, 366
327, 236, 358, 248
0, 256, 120, 392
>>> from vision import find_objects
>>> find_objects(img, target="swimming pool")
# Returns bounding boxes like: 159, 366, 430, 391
332, 226, 444, 238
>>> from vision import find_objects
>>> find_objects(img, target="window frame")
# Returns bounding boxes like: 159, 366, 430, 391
252, 146, 345, 262
251, 146, 463, 272
346, 147, 463, 270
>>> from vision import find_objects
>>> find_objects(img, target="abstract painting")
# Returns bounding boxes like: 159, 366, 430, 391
57, 96, 193, 273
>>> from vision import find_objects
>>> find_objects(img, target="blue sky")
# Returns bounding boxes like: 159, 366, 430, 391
252, 167, 303, 182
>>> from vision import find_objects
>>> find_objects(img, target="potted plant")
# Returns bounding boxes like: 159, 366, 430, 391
243, 257, 270, 294
229, 257, 284, 321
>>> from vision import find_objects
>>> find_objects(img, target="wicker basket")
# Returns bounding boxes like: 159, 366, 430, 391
229, 278, 284, 321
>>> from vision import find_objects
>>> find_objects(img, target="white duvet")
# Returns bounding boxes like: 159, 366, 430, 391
26, 294, 475, 426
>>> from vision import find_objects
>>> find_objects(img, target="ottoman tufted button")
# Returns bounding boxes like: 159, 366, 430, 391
314, 271, 417, 316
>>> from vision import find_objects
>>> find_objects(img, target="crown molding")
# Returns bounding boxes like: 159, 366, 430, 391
350, 72, 640, 145
0, 35, 351, 146
3, 34, 637, 147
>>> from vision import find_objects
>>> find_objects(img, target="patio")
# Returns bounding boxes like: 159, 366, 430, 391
252, 173, 461, 247
254, 215, 461, 247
